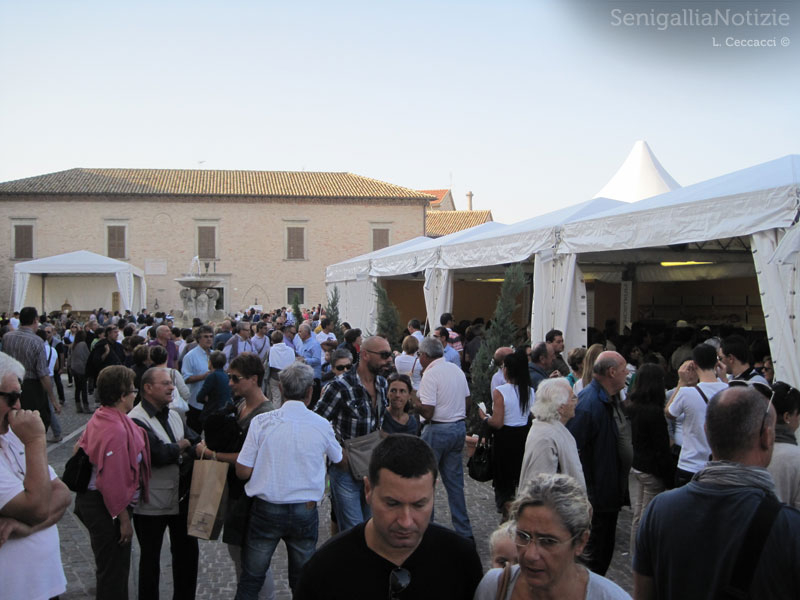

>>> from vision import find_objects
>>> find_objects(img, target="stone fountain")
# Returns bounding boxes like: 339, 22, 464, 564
174, 257, 226, 326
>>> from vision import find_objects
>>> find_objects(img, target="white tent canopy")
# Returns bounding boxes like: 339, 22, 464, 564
593, 140, 680, 202
13, 250, 147, 313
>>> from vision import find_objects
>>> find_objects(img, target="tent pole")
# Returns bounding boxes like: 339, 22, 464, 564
41, 274, 46, 315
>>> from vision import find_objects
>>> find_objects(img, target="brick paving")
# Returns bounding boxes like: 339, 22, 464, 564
48, 376, 634, 599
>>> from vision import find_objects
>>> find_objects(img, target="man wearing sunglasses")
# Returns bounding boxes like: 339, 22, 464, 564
294, 434, 482, 599
314, 335, 393, 531
634, 384, 800, 600
0, 352, 70, 600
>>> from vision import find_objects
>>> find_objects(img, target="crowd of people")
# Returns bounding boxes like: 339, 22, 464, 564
0, 304, 799, 600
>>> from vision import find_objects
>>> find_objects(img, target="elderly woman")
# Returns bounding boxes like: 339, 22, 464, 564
473, 474, 630, 600
518, 378, 584, 490
321, 348, 353, 386
74, 365, 151, 600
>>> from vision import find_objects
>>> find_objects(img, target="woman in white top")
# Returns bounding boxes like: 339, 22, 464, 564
394, 335, 423, 390
479, 349, 534, 520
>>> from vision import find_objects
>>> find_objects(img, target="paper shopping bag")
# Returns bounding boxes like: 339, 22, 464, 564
187, 457, 229, 540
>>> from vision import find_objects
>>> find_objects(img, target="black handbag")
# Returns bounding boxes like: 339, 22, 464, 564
62, 447, 92, 493
467, 422, 494, 482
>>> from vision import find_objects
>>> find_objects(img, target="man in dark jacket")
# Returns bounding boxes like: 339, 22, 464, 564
566, 350, 632, 576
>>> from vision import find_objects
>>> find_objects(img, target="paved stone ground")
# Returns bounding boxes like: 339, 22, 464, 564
47, 376, 634, 599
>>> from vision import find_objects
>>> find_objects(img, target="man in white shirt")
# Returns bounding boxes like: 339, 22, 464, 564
407, 319, 425, 344
250, 321, 271, 364
235, 362, 342, 599
666, 343, 728, 487
267, 330, 297, 407
315, 318, 338, 353
412, 337, 474, 540
0, 352, 70, 600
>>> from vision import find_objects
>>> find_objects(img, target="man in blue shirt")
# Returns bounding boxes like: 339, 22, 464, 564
181, 324, 214, 434
435, 327, 461, 368
297, 324, 322, 403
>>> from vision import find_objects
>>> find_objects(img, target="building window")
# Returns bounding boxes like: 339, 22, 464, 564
197, 225, 217, 260
106, 224, 127, 259
13, 223, 34, 260
372, 228, 390, 251
286, 226, 305, 260
287, 287, 305, 305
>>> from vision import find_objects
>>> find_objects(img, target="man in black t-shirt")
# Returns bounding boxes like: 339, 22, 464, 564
294, 435, 482, 600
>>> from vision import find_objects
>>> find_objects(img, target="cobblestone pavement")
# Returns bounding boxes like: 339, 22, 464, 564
48, 377, 634, 599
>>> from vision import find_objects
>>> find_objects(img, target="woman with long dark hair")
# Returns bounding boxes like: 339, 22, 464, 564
626, 362, 673, 555
479, 349, 534, 520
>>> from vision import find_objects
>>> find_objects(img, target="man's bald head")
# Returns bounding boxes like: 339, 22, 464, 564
361, 335, 390, 353
592, 351, 627, 395
706, 385, 775, 464
494, 347, 514, 367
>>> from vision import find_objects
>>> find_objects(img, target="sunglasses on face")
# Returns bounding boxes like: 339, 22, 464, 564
366, 349, 393, 360
228, 374, 246, 383
0, 390, 22, 405
334, 364, 352, 372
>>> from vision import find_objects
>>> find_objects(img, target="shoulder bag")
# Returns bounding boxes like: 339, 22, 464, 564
467, 421, 494, 482
343, 430, 386, 481
63, 447, 92, 493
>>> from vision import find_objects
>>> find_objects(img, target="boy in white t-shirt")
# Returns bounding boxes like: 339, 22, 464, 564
665, 343, 728, 487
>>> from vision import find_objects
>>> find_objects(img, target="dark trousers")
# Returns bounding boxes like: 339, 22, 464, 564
133, 501, 198, 600
54, 371, 66, 403
74, 373, 89, 409
74, 490, 132, 600
21, 378, 50, 431
584, 510, 618, 576
674, 467, 695, 488
187, 407, 203, 437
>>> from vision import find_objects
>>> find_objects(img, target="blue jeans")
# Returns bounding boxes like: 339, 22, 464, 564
235, 499, 319, 599
421, 420, 473, 539
328, 465, 371, 531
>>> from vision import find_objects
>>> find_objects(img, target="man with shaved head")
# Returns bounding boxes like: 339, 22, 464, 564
314, 335, 393, 531
634, 385, 800, 599
567, 350, 633, 575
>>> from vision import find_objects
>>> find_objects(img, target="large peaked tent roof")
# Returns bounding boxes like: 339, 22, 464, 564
593, 140, 680, 202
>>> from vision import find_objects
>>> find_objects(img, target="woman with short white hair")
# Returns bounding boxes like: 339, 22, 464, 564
518, 378, 585, 491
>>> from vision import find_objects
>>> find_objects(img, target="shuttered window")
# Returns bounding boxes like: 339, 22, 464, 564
14, 225, 33, 259
287, 288, 305, 304
287, 227, 305, 260
198, 226, 216, 259
107, 225, 126, 258
373, 228, 390, 251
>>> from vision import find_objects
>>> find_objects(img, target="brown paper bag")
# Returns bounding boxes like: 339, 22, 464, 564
187, 457, 229, 540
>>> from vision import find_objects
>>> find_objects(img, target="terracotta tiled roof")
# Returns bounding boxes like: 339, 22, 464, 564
0, 168, 436, 200
418, 189, 449, 205
426, 210, 493, 237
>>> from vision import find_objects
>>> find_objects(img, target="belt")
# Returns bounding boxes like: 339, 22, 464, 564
429, 419, 465, 425
254, 498, 317, 510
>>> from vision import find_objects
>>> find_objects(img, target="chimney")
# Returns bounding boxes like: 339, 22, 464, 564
466, 191, 473, 211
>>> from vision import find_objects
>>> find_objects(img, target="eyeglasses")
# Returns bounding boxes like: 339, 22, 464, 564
333, 364, 352, 372
728, 379, 774, 430
389, 567, 411, 599
366, 349, 393, 360
0, 390, 22, 405
228, 374, 244, 383
513, 528, 579, 551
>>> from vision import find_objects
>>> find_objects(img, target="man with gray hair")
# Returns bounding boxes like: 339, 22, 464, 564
235, 362, 342, 598
634, 385, 800, 599
412, 337, 474, 540
567, 350, 633, 575
0, 352, 70, 600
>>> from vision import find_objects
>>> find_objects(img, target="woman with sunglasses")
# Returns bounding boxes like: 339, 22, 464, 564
473, 473, 630, 600
196, 352, 276, 600
382, 373, 419, 435
767, 382, 800, 508
74, 365, 151, 600
321, 349, 353, 386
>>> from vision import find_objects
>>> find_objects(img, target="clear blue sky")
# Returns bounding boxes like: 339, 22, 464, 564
1, 0, 797, 223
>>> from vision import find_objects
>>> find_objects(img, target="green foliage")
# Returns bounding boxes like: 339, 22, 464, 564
325, 285, 343, 343
373, 280, 402, 350
468, 263, 526, 430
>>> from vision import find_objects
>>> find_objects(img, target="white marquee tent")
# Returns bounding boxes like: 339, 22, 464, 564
327, 152, 800, 384
12, 250, 147, 313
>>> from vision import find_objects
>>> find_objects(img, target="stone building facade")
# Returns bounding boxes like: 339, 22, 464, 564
0, 168, 431, 314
